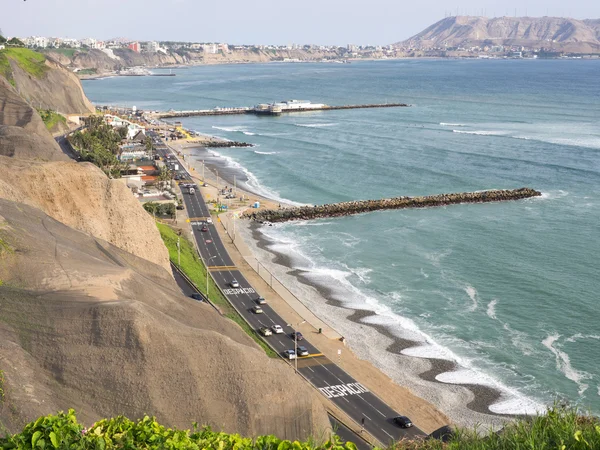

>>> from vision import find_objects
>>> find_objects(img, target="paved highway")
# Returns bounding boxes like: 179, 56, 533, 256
151, 132, 427, 445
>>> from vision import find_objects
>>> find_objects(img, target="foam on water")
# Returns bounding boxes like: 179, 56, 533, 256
486, 299, 498, 319
465, 285, 479, 311
254, 151, 280, 155
453, 129, 508, 136
440, 122, 467, 127
542, 334, 592, 395
295, 123, 339, 128
204, 149, 304, 206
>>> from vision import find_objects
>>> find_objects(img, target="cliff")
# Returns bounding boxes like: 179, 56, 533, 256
0, 199, 330, 438
44, 47, 342, 74
0, 50, 331, 439
398, 16, 600, 53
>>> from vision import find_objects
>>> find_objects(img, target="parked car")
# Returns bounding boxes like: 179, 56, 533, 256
291, 331, 304, 341
393, 416, 413, 428
230, 280, 240, 288
176, 204, 184, 210
297, 345, 309, 356
283, 349, 296, 360
191, 293, 204, 302
252, 305, 263, 314
259, 327, 272, 336
256, 296, 267, 305
271, 324, 283, 334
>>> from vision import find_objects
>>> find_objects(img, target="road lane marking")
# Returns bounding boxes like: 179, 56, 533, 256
223, 287, 256, 295
208, 266, 238, 270
318, 382, 369, 399
363, 413, 372, 421
299, 353, 323, 358
382, 429, 394, 439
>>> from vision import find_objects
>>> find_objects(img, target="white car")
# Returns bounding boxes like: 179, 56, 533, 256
259, 327, 272, 336
230, 280, 240, 288
271, 324, 284, 334
256, 297, 267, 305
252, 305, 263, 314
206, 217, 213, 224
283, 350, 297, 360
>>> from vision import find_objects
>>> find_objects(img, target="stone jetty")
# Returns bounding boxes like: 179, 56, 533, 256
243, 188, 542, 223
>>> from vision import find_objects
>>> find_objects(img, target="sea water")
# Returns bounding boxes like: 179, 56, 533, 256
83, 59, 600, 421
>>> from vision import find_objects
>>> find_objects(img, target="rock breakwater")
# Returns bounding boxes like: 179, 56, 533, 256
243, 188, 542, 223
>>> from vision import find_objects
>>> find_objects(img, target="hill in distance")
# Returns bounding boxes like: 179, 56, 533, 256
396, 16, 600, 53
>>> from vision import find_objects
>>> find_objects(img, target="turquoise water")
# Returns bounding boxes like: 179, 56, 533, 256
83, 60, 600, 419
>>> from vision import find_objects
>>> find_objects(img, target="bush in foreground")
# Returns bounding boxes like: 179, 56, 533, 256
0, 410, 356, 450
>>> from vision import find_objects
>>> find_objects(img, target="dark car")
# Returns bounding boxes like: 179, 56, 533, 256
297, 345, 309, 356
176, 204, 184, 210
291, 331, 303, 341
191, 293, 204, 302
201, 225, 209, 232
393, 416, 413, 428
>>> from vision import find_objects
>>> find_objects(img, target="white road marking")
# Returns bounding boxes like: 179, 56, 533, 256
382, 429, 394, 439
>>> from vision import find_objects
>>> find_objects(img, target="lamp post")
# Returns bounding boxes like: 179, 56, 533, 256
206, 255, 217, 299
287, 320, 307, 373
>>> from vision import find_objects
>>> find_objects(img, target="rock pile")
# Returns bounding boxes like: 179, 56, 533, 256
243, 188, 542, 223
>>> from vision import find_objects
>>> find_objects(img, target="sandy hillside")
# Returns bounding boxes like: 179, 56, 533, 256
0, 199, 330, 438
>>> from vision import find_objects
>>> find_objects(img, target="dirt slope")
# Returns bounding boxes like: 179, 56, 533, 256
0, 158, 170, 271
10, 58, 95, 115
0, 77, 65, 161
0, 199, 330, 438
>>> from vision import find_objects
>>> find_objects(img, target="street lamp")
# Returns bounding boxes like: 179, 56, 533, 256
287, 320, 307, 373
206, 255, 217, 300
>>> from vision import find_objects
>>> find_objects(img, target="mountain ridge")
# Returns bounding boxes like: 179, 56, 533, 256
396, 16, 600, 53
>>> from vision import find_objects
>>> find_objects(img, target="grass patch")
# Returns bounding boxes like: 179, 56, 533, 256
3, 48, 48, 78
46, 48, 78, 58
37, 109, 67, 131
0, 51, 14, 85
156, 222, 277, 357
77, 68, 97, 75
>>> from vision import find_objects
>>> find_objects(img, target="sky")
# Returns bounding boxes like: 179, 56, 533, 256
3, 0, 600, 45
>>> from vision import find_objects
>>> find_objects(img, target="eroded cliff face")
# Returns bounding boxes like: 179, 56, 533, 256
0, 61, 169, 271
0, 199, 330, 439
0, 51, 331, 439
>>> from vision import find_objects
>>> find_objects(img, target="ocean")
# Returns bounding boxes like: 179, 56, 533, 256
82, 59, 600, 426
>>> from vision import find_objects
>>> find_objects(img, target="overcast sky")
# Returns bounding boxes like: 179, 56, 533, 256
3, 0, 600, 45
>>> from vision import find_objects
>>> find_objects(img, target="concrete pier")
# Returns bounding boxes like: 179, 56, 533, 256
157, 102, 409, 119
243, 188, 542, 223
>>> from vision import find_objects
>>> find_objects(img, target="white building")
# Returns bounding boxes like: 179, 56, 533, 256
0, 45, 4, 51
204, 44, 218, 54
34, 36, 49, 48
62, 38, 81, 48
274, 100, 325, 110
81, 37, 98, 48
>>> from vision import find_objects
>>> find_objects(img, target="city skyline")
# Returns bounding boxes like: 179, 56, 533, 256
3, 0, 600, 46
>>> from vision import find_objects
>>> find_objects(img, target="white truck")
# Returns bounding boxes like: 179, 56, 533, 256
189, 187, 195, 195
174, 163, 179, 171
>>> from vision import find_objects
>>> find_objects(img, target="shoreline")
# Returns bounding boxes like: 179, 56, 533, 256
171, 141, 516, 431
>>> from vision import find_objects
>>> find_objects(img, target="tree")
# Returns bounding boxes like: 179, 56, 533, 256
0, 36, 6, 45
157, 166, 172, 190
7, 37, 24, 47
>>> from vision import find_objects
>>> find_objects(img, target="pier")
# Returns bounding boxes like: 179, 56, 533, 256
243, 188, 542, 223
156, 102, 409, 119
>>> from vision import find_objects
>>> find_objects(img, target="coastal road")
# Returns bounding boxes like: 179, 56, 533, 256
154, 133, 427, 445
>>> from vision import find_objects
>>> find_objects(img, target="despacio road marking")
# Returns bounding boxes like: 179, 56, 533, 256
223, 287, 257, 295
318, 382, 369, 398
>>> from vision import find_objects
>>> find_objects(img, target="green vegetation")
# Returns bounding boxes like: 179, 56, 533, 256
76, 68, 97, 75
143, 202, 175, 218
0, 410, 353, 450
0, 47, 48, 86
46, 48, 78, 58
156, 222, 276, 357
37, 109, 67, 131
68, 116, 129, 177
1, 48, 47, 78
0, 369, 4, 403
1, 406, 600, 450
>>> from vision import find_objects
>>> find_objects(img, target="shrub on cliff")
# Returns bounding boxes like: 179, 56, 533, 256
0, 410, 356, 450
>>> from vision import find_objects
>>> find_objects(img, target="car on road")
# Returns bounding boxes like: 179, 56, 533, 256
271, 324, 283, 334
291, 331, 303, 341
259, 327, 272, 336
191, 293, 204, 302
283, 350, 296, 360
252, 305, 263, 314
256, 296, 267, 305
297, 345, 309, 356
206, 217, 213, 224
201, 225, 208, 232
230, 280, 240, 288
393, 416, 413, 428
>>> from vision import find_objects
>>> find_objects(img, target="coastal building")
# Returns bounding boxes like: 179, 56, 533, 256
128, 42, 141, 52
0, 45, 4, 51
104, 114, 145, 140
81, 38, 97, 48
204, 44, 218, 54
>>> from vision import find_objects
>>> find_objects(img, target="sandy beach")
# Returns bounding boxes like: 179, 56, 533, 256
168, 140, 510, 433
